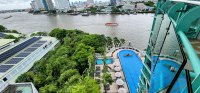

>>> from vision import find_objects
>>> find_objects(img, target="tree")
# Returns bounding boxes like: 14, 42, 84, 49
0, 25, 6, 32
111, 7, 121, 13
17, 29, 109, 92
46, 61, 62, 79
120, 38, 126, 46
49, 28, 66, 40
31, 32, 47, 36
102, 73, 113, 93
106, 37, 113, 48
102, 73, 113, 84
72, 43, 95, 74
16, 72, 34, 83
144, 1, 155, 7
4, 35, 20, 42
58, 69, 79, 84
11, 30, 19, 33
113, 37, 120, 47
39, 83, 58, 93
65, 76, 100, 93
64, 74, 81, 86
80, 34, 106, 52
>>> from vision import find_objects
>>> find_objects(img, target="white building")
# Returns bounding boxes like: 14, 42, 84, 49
30, 1, 39, 11
116, 0, 123, 5
30, 0, 45, 11
87, 0, 94, 5
0, 36, 59, 92
46, 0, 54, 10
54, 0, 70, 11
123, 3, 135, 10
35, 0, 44, 10
136, 3, 147, 11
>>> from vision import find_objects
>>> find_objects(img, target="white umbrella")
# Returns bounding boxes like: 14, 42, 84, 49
115, 72, 122, 77
116, 79, 124, 85
114, 67, 121, 71
118, 88, 127, 93
113, 62, 120, 67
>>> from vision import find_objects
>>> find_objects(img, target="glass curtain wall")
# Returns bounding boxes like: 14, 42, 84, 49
149, 14, 187, 92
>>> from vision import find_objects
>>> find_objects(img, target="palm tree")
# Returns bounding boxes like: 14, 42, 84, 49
120, 39, 125, 45
106, 37, 113, 48
113, 37, 120, 47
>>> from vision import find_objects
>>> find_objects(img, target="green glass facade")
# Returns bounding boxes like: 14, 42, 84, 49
139, 0, 200, 93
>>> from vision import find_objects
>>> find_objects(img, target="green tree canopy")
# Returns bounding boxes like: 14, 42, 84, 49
0, 25, 6, 32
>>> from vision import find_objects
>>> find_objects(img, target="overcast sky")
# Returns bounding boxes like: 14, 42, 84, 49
0, 0, 108, 10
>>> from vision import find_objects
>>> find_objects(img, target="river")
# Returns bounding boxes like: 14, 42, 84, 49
0, 12, 153, 50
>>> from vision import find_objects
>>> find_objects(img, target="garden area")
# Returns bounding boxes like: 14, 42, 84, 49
16, 28, 125, 93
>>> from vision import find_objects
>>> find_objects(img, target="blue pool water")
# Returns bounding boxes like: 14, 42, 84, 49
96, 58, 113, 64
150, 59, 187, 93
118, 50, 143, 93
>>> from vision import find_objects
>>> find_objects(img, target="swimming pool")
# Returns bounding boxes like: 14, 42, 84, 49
150, 59, 187, 93
118, 50, 143, 93
96, 58, 113, 65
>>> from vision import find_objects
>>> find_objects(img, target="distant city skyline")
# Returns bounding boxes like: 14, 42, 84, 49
0, 0, 109, 10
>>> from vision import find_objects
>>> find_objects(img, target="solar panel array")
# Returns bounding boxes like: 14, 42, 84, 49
5, 58, 23, 64
0, 39, 47, 73
37, 41, 47, 44
0, 32, 6, 38
16, 53, 31, 57
31, 44, 43, 47
0, 65, 14, 72
0, 37, 41, 63
24, 48, 38, 52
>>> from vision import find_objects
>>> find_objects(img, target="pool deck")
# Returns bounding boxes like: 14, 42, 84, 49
95, 48, 145, 93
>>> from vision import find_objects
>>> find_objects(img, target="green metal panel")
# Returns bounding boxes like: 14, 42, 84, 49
194, 87, 200, 93
177, 31, 200, 76
143, 0, 200, 92
176, 6, 200, 33
161, 1, 172, 12
192, 73, 200, 92
195, 25, 200, 38
167, 2, 185, 21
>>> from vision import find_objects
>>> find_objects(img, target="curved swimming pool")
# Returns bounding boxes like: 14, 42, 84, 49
118, 50, 143, 93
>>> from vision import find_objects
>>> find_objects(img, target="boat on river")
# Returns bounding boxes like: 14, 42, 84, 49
69, 12, 79, 15
4, 15, 12, 19
105, 23, 118, 26
82, 13, 89, 16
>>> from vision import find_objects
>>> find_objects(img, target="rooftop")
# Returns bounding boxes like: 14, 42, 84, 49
2, 82, 38, 93
0, 36, 59, 92
0, 39, 15, 47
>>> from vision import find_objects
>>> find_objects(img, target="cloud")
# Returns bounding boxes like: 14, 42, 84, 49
0, 0, 31, 10
0, 0, 31, 4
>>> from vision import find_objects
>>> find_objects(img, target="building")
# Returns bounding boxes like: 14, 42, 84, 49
136, 3, 147, 11
30, 0, 44, 11
0, 39, 14, 50
35, 0, 44, 10
87, 0, 94, 5
110, 0, 116, 6
41, 0, 54, 11
2, 83, 38, 93
54, 0, 70, 11
30, 1, 39, 11
116, 0, 123, 5
139, 0, 200, 93
0, 36, 59, 92
0, 32, 6, 38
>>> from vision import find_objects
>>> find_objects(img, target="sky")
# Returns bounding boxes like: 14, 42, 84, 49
0, 0, 108, 10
